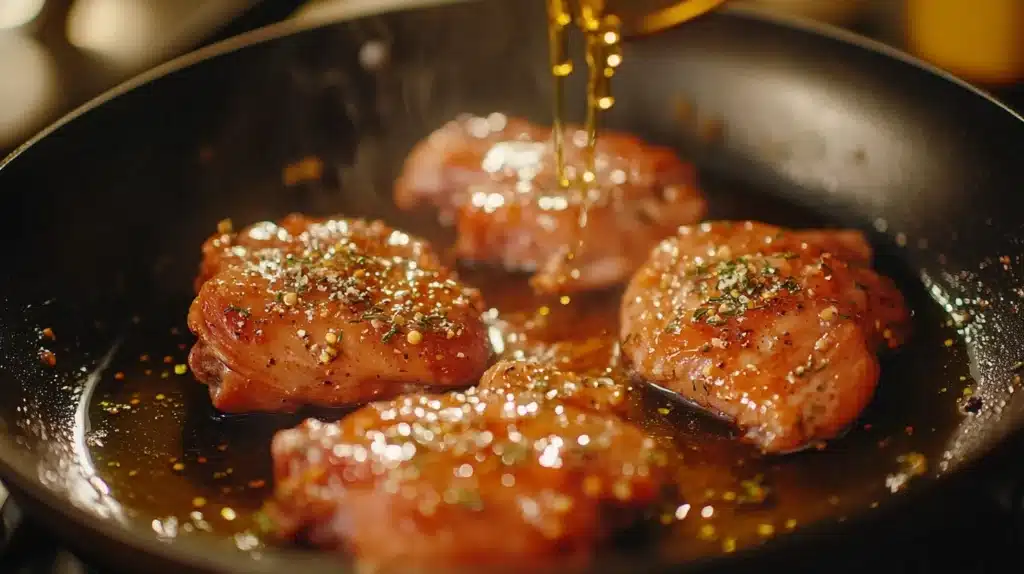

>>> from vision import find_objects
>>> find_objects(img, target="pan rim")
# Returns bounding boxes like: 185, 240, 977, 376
0, 1, 1021, 572
2, 0, 1022, 174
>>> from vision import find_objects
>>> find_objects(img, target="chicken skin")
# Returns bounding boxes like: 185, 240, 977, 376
267, 359, 672, 569
477, 358, 630, 416
620, 221, 909, 453
394, 113, 706, 294
187, 214, 491, 413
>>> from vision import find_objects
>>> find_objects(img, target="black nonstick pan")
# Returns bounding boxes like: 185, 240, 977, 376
1, 0, 1023, 572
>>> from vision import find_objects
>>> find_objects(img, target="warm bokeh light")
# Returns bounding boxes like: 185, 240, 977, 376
0, 0, 45, 30
66, 0, 159, 63
65, 0, 250, 69
0, 33, 58, 149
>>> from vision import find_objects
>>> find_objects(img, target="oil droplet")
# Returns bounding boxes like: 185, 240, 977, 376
221, 507, 237, 521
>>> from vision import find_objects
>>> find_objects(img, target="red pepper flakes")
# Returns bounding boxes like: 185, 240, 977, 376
41, 327, 55, 341
114, 372, 125, 381
39, 349, 56, 367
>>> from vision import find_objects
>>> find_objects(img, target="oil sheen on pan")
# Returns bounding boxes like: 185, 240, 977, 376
10, 111, 980, 572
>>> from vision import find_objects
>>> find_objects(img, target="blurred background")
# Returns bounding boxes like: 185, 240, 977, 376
0, 0, 1021, 158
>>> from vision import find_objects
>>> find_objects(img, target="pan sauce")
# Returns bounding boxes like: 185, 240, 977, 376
74, 176, 972, 564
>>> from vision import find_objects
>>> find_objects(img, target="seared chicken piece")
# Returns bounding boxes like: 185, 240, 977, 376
187, 214, 491, 413
620, 221, 909, 453
267, 360, 671, 569
477, 359, 630, 415
394, 113, 706, 294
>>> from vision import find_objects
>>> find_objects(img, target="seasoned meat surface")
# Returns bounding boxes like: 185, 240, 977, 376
395, 113, 706, 294
268, 360, 671, 569
187, 214, 491, 413
477, 359, 630, 416
620, 221, 909, 453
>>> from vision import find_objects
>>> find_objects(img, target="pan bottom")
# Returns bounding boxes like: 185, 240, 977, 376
8, 172, 972, 567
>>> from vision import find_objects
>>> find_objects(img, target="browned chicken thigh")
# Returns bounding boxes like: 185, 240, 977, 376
187, 214, 491, 413
267, 359, 672, 569
477, 358, 630, 416
620, 221, 910, 453
395, 114, 706, 294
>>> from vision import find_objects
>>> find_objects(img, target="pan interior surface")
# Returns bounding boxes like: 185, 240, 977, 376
0, 1, 1023, 572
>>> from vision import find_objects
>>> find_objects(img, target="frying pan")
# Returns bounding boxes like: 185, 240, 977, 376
1, 0, 1023, 572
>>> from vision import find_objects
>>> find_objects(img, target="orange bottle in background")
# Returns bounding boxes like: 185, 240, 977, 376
905, 0, 1024, 86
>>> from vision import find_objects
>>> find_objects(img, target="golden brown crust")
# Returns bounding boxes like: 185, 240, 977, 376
187, 215, 491, 413
620, 221, 909, 453
268, 360, 671, 568
395, 114, 706, 294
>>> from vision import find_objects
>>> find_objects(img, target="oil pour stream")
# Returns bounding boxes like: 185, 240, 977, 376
546, 0, 623, 292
